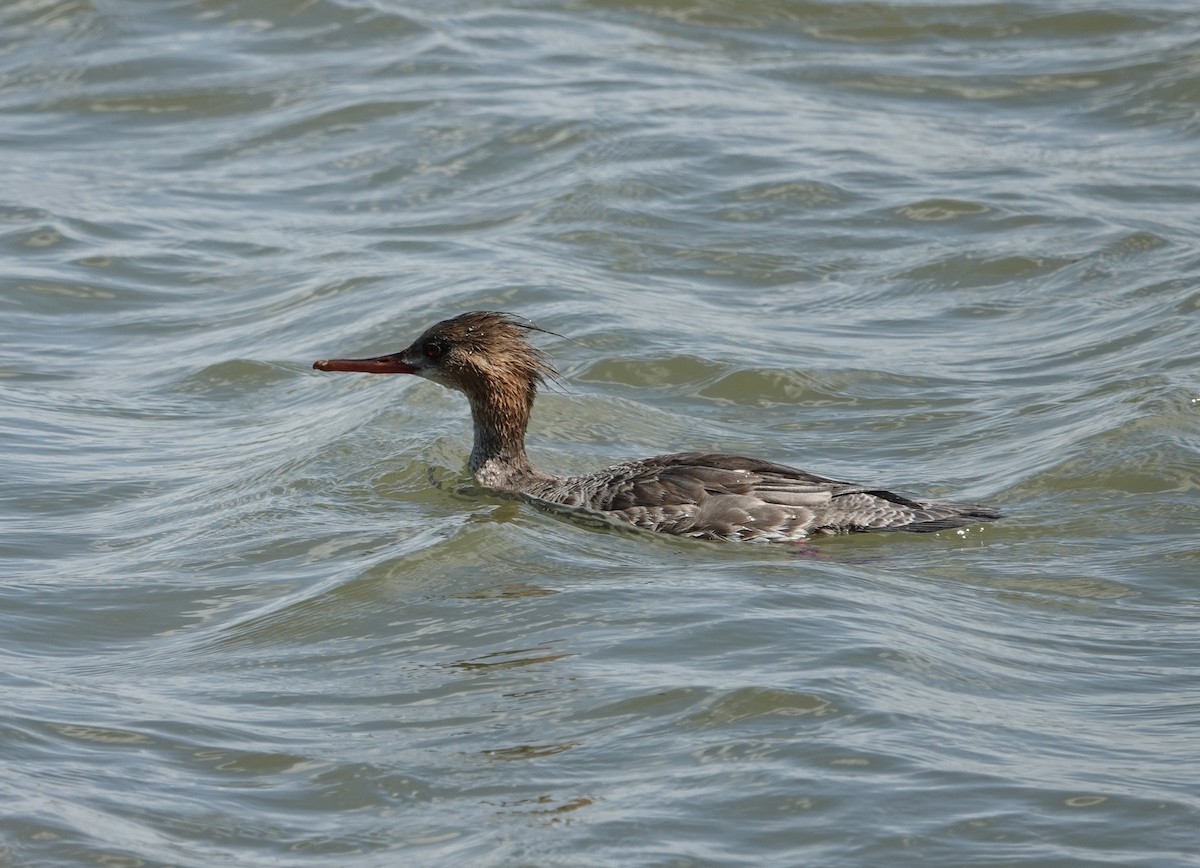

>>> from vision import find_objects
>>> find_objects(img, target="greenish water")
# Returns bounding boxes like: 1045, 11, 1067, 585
2, 0, 1199, 865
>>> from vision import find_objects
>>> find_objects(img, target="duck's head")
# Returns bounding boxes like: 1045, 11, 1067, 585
313, 311, 557, 401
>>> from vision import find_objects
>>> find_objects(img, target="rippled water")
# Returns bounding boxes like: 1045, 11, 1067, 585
3, 0, 1199, 864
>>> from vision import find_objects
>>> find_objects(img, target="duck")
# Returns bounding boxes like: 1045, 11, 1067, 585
313, 311, 1001, 542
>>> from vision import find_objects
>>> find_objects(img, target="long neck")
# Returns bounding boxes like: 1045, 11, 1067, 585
464, 376, 556, 492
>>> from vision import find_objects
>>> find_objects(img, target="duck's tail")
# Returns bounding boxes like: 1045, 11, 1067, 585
897, 500, 1003, 533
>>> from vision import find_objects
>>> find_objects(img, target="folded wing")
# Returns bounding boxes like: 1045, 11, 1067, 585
540, 452, 1000, 542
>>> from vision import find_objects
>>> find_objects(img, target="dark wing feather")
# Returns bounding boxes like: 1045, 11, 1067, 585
537, 452, 1000, 541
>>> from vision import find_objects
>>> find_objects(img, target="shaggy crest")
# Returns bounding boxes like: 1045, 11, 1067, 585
414, 311, 559, 397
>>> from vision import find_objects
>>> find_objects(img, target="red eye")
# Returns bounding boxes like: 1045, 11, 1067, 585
423, 342, 442, 359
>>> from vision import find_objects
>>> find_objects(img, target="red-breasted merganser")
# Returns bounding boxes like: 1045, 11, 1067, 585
314, 311, 1001, 542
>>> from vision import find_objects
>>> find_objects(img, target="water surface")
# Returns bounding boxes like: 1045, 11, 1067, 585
2, 0, 1199, 865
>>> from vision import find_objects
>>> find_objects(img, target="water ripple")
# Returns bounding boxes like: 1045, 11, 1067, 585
3, 0, 1200, 864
